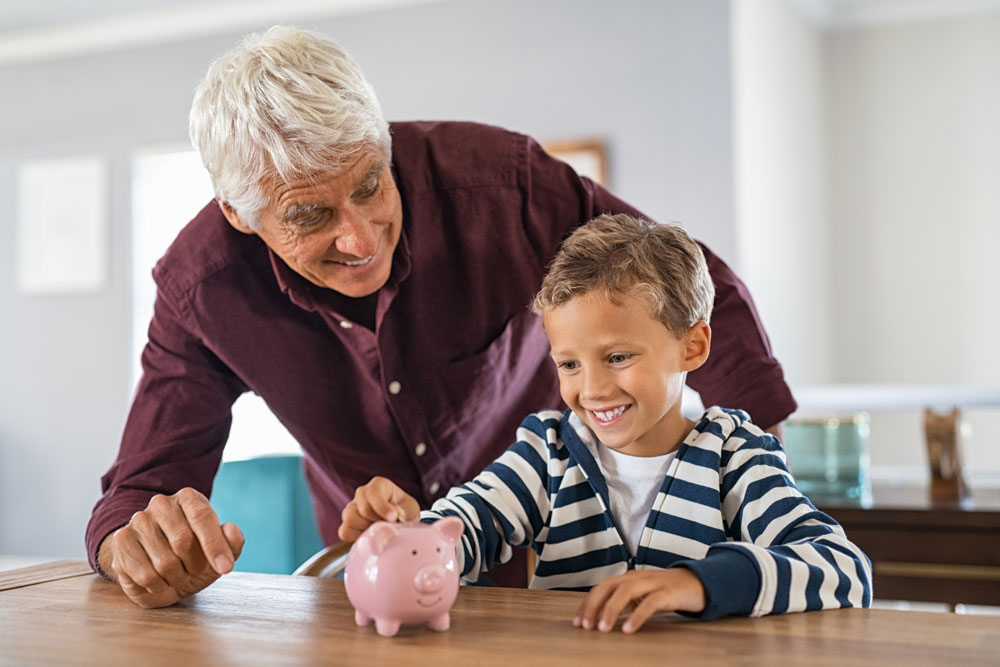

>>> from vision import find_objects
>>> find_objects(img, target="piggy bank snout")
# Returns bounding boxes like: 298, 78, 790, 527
414, 564, 448, 594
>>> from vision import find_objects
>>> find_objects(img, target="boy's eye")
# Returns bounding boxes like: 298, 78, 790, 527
609, 353, 632, 364
556, 360, 579, 372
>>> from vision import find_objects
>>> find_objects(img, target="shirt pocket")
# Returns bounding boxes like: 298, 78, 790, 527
435, 308, 552, 437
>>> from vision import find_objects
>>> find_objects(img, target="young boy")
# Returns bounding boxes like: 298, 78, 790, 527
339, 214, 872, 633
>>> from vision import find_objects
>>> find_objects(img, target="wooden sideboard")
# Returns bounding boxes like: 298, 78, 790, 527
815, 484, 1000, 606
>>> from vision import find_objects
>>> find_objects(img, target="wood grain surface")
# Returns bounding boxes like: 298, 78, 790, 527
0, 559, 93, 591
2, 564, 999, 666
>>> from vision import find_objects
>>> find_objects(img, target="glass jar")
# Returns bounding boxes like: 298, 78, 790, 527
784, 414, 871, 500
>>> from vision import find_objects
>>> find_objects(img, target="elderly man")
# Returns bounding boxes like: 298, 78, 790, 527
88, 26, 796, 608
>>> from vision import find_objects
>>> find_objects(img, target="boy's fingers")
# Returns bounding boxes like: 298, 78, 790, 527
347, 478, 419, 533
352, 487, 379, 522
367, 491, 399, 522
368, 477, 416, 522
338, 511, 373, 541
574, 578, 616, 630
394, 494, 421, 522
600, 576, 669, 632
622, 592, 673, 634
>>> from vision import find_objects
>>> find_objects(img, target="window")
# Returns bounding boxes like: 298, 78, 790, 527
130, 147, 300, 461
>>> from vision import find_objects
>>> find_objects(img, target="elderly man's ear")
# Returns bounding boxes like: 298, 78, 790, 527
217, 198, 256, 235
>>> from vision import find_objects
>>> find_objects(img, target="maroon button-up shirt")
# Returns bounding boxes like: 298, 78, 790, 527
86, 121, 795, 581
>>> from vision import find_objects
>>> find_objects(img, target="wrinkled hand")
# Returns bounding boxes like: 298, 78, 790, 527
338, 476, 420, 542
98, 488, 244, 609
574, 568, 706, 634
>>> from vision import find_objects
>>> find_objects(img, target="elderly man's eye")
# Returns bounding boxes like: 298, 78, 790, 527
356, 181, 379, 200
289, 211, 330, 230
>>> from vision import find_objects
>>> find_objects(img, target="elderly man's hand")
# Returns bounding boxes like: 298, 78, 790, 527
338, 476, 420, 542
97, 488, 243, 609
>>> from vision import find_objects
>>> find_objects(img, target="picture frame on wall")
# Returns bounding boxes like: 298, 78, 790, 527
542, 139, 608, 187
16, 155, 109, 295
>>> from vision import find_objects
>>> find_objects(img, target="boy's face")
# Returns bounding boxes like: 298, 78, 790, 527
543, 291, 709, 457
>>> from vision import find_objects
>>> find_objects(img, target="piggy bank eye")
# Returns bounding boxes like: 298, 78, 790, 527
411, 549, 417, 556
436, 547, 441, 553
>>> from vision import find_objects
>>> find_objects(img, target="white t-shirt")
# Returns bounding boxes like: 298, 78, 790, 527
588, 441, 677, 556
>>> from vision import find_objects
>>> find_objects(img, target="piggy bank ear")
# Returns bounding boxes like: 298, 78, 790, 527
365, 521, 401, 555
434, 516, 464, 543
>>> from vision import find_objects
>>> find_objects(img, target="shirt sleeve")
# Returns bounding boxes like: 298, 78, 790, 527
676, 427, 873, 619
518, 135, 796, 429
420, 414, 553, 582
84, 281, 246, 574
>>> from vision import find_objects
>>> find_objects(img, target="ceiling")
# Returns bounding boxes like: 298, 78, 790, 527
0, 0, 197, 33
0, 0, 442, 65
796, 0, 1000, 26
2, 0, 999, 65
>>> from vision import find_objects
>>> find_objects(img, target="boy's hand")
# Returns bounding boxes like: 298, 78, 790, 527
574, 568, 706, 634
338, 476, 420, 542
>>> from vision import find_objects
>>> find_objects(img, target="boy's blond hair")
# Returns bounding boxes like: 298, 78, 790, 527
533, 214, 715, 337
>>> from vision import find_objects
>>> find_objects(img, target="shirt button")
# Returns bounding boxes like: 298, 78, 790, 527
429, 481, 441, 495
388, 381, 401, 395
340, 320, 353, 329
415, 442, 427, 456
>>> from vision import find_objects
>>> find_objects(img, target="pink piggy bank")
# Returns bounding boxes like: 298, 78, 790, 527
344, 516, 464, 637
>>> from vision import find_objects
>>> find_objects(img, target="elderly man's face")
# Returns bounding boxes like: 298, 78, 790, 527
222, 147, 403, 298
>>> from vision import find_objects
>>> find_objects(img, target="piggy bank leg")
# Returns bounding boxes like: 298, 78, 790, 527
428, 613, 450, 632
354, 609, 372, 627
374, 618, 402, 637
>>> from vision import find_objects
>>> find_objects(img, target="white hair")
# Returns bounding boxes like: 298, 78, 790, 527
189, 26, 391, 230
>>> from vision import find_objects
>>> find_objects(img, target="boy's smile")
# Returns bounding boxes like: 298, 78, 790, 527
543, 291, 710, 457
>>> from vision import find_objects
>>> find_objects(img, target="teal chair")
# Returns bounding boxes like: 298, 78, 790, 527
210, 455, 324, 575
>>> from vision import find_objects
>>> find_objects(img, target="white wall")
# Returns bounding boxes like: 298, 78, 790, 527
732, 0, 834, 386
0, 0, 735, 560
734, 1, 1000, 479
827, 11, 1000, 478
828, 14, 1000, 386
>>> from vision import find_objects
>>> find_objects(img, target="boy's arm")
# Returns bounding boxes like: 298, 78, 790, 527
679, 430, 873, 619
420, 413, 556, 582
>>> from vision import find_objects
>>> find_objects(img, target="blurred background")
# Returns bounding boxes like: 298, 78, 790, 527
1, 0, 998, 565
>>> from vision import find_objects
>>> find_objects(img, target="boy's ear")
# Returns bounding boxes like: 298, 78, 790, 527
681, 321, 711, 372
217, 198, 256, 235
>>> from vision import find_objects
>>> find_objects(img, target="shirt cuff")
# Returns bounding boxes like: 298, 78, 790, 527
85, 490, 155, 575
673, 547, 761, 619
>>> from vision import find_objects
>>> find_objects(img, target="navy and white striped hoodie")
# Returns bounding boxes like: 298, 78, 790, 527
422, 406, 872, 619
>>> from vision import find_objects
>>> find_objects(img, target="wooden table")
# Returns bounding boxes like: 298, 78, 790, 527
2, 562, 1000, 666
815, 485, 1000, 606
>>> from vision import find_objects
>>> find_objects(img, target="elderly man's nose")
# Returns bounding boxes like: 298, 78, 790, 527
335, 217, 376, 256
